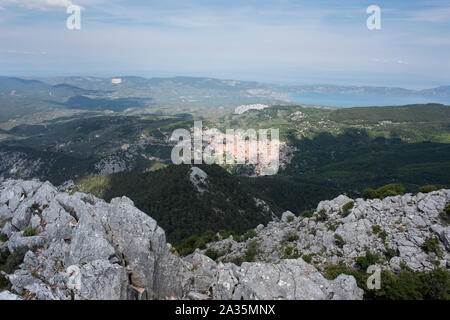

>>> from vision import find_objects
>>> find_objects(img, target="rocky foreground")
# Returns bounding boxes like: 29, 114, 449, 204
203, 190, 450, 273
1, 179, 449, 300
0, 179, 362, 300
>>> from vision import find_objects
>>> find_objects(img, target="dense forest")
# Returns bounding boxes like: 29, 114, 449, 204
245, 128, 450, 213
75, 164, 277, 245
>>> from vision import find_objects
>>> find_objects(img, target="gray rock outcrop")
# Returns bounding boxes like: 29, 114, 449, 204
204, 190, 450, 273
0, 179, 363, 300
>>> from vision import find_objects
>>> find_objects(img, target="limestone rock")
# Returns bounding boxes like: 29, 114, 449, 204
203, 190, 450, 273
1, 179, 407, 300
0, 290, 23, 300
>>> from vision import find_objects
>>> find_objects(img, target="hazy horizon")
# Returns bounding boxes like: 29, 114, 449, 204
1, 0, 450, 89
1, 73, 449, 92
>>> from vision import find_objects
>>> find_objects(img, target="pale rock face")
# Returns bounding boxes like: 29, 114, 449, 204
228, 259, 363, 300
189, 167, 208, 193
94, 153, 136, 174
74, 259, 129, 300
431, 225, 450, 251
180, 254, 363, 300
0, 179, 368, 300
0, 179, 184, 300
202, 190, 450, 273
0, 290, 22, 300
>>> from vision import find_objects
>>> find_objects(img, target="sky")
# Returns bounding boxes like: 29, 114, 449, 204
0, 0, 449, 88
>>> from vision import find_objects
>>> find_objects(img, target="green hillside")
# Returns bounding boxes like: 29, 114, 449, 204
329, 103, 450, 123
213, 103, 450, 143
245, 130, 450, 213
74, 164, 277, 245
2, 103, 450, 228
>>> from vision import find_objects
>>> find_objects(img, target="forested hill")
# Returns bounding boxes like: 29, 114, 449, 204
74, 164, 278, 245
329, 103, 450, 123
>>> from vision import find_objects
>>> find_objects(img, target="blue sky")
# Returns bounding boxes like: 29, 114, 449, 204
0, 0, 449, 88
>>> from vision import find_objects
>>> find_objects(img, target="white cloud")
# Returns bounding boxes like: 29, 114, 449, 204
1, 0, 73, 11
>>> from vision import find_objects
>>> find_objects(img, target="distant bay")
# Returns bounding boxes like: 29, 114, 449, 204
288, 92, 450, 107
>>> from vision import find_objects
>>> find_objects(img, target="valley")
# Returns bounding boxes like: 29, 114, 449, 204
1, 76, 450, 301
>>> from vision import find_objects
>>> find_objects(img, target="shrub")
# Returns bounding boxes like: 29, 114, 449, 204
0, 273, 11, 291
418, 185, 445, 194
422, 237, 442, 257
324, 263, 450, 300
324, 263, 353, 280
0, 233, 7, 242
355, 251, 380, 270
367, 269, 450, 300
299, 210, 313, 218
283, 246, 300, 259
22, 227, 35, 237
315, 209, 328, 222
379, 230, 388, 242
372, 225, 388, 243
282, 230, 299, 243
302, 254, 313, 264
30, 202, 40, 212
418, 268, 450, 300
205, 248, 222, 261
201, 230, 219, 243
369, 270, 423, 300
363, 188, 376, 199
334, 234, 346, 249
376, 184, 405, 198
363, 184, 405, 200
286, 215, 295, 223
218, 230, 236, 240
372, 225, 381, 234
223, 256, 244, 266
400, 261, 412, 272
326, 221, 340, 232
384, 246, 398, 260
242, 229, 257, 241
179, 235, 205, 256
0, 252, 25, 274
341, 201, 354, 216
243, 240, 259, 262
178, 230, 222, 255
444, 202, 450, 217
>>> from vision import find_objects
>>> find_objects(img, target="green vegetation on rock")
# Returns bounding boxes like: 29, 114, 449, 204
363, 184, 405, 200
22, 227, 35, 237
324, 263, 450, 300
342, 201, 354, 216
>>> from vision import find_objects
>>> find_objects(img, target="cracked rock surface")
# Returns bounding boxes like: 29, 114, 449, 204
0, 179, 363, 300
202, 191, 450, 273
